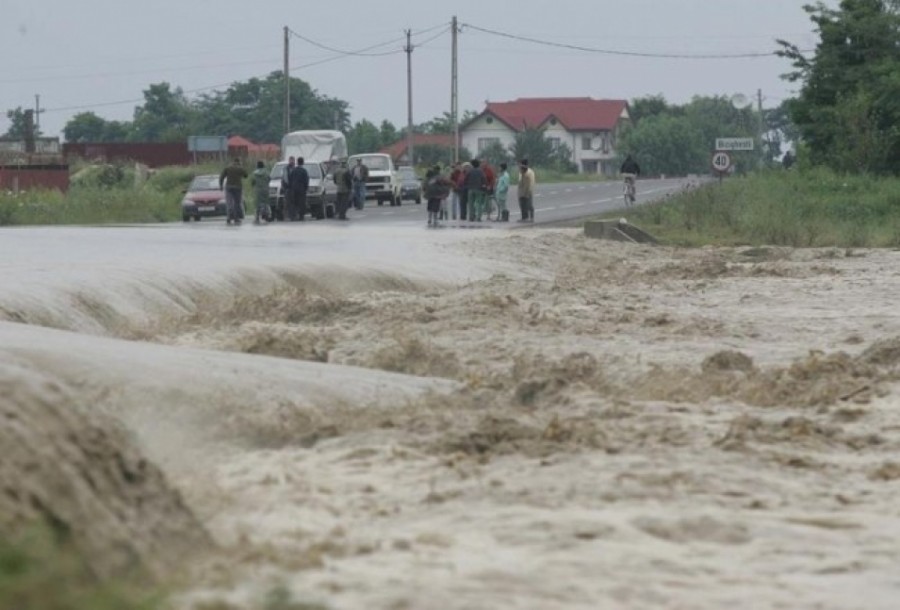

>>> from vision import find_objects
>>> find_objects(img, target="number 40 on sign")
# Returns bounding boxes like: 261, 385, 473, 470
711, 151, 732, 173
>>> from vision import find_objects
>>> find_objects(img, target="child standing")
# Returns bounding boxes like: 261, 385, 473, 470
425, 166, 452, 227
494, 162, 510, 222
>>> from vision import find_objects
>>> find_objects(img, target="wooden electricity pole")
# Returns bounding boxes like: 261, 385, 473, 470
405, 29, 414, 166
451, 16, 459, 163
284, 26, 291, 135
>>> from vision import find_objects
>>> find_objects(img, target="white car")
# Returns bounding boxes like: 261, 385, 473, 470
267, 161, 336, 220
347, 153, 401, 206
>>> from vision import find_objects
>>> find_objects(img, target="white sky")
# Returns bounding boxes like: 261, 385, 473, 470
1, 0, 829, 140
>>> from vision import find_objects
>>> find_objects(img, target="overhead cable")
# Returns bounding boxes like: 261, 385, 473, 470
461, 22, 812, 59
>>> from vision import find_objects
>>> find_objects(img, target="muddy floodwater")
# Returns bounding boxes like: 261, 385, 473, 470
2, 223, 900, 609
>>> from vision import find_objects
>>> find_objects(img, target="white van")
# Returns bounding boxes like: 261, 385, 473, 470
347, 153, 401, 206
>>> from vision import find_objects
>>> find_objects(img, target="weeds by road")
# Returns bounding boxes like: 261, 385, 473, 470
622, 168, 900, 248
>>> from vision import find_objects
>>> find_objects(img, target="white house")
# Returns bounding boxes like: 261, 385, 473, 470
460, 97, 630, 175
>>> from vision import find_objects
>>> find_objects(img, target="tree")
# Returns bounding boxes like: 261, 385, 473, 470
131, 82, 196, 142
777, 0, 900, 173
618, 114, 708, 176
379, 120, 398, 147
346, 119, 382, 154
617, 94, 761, 175
63, 112, 109, 142
3, 107, 40, 139
193, 72, 350, 144
478, 140, 512, 167
419, 110, 478, 134
629, 95, 676, 124
510, 127, 556, 168
413, 144, 471, 168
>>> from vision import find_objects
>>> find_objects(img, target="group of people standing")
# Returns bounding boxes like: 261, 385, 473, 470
220, 156, 373, 225
330, 158, 369, 220
220, 155, 539, 228
423, 158, 536, 227
277, 156, 311, 221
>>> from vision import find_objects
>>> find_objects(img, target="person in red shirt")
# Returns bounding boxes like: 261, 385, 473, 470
481, 161, 496, 219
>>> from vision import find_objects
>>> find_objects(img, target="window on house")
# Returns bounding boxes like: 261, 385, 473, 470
478, 137, 500, 152
547, 137, 561, 150
581, 136, 592, 151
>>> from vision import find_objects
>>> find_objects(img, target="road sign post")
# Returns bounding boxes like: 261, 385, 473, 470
711, 151, 732, 183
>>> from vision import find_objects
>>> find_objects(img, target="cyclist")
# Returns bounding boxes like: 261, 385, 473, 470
620, 154, 641, 205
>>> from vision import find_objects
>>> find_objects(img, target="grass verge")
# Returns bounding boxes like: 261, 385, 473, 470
617, 168, 900, 248
0, 163, 226, 226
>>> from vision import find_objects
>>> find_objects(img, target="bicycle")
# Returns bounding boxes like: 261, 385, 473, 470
622, 173, 637, 206
485, 192, 498, 221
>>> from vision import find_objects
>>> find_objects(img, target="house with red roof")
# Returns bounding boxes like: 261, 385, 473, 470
461, 98, 630, 175
380, 133, 458, 165
227, 135, 280, 161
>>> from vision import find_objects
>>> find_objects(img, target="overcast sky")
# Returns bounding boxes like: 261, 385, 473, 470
1, 0, 829, 140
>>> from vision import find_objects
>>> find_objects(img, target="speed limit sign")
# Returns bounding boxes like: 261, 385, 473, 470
711, 151, 732, 173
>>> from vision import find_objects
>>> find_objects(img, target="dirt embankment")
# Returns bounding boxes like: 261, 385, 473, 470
0, 361, 211, 581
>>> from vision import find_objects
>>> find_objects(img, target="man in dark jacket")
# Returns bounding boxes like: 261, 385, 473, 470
464, 159, 487, 221
332, 160, 353, 220
284, 156, 310, 221
620, 154, 641, 176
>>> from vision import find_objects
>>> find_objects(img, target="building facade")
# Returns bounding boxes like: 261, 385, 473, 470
461, 98, 630, 175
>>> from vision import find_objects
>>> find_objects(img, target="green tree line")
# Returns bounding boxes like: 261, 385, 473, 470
1, 72, 476, 161
778, 0, 900, 174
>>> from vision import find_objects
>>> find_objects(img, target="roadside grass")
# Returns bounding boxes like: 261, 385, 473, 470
0, 163, 227, 226
0, 527, 161, 610
613, 168, 900, 248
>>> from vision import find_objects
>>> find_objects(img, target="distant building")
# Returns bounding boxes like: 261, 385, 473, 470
0, 137, 68, 193
460, 97, 630, 175
380, 133, 458, 165
0, 137, 62, 158
227, 136, 280, 161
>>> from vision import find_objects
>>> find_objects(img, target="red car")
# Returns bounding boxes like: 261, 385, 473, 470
181, 174, 227, 222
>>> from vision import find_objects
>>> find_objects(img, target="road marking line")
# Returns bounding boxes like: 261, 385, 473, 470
560, 202, 587, 208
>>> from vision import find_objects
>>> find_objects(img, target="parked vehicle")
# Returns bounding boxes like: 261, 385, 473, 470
268, 162, 336, 220
181, 174, 227, 222
347, 153, 401, 206
398, 166, 422, 204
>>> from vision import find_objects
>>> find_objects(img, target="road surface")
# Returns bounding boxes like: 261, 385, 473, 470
253, 177, 692, 229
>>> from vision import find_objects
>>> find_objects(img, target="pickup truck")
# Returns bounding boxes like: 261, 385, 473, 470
268, 161, 336, 220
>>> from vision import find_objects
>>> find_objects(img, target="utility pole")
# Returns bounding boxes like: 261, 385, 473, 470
757, 88, 765, 167
34, 94, 41, 134
284, 26, 290, 135
451, 16, 459, 163
405, 29, 414, 166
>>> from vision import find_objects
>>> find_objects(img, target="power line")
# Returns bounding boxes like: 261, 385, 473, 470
289, 28, 405, 57
461, 22, 812, 59
287, 22, 449, 58
0, 55, 283, 86
41, 27, 443, 115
